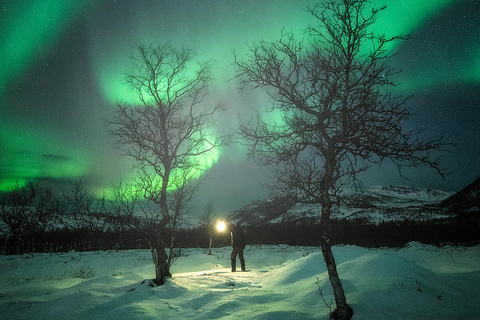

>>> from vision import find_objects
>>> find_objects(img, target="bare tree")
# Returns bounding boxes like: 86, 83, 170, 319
59, 180, 108, 232
0, 180, 56, 254
107, 44, 223, 285
199, 201, 217, 255
235, 1, 445, 319
55, 180, 112, 250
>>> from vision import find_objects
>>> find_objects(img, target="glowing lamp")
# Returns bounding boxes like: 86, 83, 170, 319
216, 221, 226, 232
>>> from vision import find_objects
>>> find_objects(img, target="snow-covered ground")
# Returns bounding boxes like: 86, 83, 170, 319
1, 243, 479, 319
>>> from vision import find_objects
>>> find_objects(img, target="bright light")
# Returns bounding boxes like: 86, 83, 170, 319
216, 221, 226, 232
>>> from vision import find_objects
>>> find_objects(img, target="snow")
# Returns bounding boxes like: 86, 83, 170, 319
367, 185, 452, 203
1, 243, 479, 319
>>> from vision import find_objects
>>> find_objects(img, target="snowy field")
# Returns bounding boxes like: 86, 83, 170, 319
1, 243, 479, 320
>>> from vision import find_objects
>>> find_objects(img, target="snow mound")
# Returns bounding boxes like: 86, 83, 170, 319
262, 251, 325, 286
335, 249, 480, 319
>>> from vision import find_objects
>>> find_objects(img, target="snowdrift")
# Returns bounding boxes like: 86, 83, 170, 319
1, 243, 479, 319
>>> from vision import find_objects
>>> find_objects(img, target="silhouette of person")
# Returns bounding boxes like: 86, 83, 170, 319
230, 222, 246, 272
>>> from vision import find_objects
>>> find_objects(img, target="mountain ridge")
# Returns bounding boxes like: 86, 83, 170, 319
227, 185, 455, 226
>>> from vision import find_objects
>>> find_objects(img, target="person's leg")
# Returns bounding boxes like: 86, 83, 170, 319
231, 248, 237, 272
239, 248, 245, 271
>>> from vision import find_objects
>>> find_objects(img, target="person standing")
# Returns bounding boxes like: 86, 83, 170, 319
230, 222, 246, 272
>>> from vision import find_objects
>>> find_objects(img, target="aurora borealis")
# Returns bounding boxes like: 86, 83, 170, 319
1, 0, 479, 212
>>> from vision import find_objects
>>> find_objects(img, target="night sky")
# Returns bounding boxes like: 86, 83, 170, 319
1, 0, 479, 214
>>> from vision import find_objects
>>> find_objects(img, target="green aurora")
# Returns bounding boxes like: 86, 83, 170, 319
1, 0, 479, 208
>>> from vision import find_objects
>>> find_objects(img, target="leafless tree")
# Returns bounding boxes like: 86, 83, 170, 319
199, 201, 217, 255
107, 44, 223, 285
59, 180, 109, 233
235, 1, 445, 319
52, 180, 116, 251
0, 180, 56, 254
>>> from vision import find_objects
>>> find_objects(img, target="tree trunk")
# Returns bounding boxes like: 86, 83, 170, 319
168, 224, 179, 269
150, 238, 172, 285
320, 206, 353, 320
320, 156, 353, 320
17, 234, 25, 255
208, 234, 213, 255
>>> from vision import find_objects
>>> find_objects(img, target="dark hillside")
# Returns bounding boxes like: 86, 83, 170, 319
441, 176, 480, 213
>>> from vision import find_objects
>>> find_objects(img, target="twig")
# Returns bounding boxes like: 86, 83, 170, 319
316, 276, 333, 319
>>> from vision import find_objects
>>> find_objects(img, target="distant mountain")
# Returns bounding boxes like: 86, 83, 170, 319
227, 185, 454, 226
441, 176, 480, 213
227, 193, 297, 226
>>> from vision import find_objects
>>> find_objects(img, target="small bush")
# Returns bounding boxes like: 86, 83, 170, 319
75, 263, 95, 279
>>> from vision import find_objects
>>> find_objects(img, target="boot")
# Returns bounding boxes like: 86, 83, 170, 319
231, 259, 236, 272
240, 258, 246, 272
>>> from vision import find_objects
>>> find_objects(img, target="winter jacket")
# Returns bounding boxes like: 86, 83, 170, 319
231, 226, 246, 248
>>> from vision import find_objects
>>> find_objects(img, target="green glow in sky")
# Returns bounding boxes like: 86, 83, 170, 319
89, 1, 311, 106
0, 0, 90, 95
0, 0, 477, 198
371, 0, 458, 38
99, 137, 221, 200
90, 0, 463, 105
0, 0, 93, 191
0, 122, 89, 191
388, 0, 480, 93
